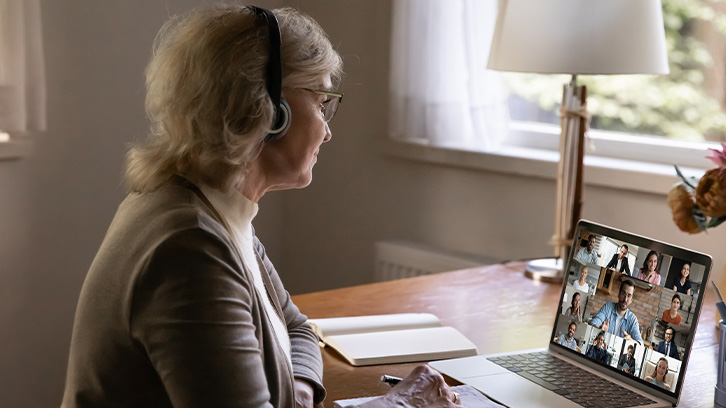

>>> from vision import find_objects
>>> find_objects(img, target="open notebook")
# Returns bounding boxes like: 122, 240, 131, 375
307, 313, 478, 366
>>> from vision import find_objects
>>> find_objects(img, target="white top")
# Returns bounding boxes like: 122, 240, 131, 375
201, 185, 292, 368
573, 280, 589, 293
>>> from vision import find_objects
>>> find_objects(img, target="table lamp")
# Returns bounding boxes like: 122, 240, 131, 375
487, 0, 669, 282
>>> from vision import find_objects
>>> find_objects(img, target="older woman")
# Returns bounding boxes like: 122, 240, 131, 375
635, 250, 661, 285
61, 4, 459, 408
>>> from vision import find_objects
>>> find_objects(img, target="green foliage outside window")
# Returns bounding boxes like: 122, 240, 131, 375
503, 0, 726, 142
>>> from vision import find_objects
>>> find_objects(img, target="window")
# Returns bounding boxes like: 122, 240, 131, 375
0, 0, 45, 159
389, 0, 721, 176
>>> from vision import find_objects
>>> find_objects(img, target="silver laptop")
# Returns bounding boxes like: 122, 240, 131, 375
430, 220, 712, 407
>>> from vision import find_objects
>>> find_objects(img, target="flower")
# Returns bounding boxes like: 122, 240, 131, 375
696, 167, 726, 217
667, 184, 701, 234
670, 143, 726, 233
707, 142, 726, 167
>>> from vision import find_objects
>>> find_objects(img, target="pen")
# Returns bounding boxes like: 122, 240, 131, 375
380, 374, 403, 386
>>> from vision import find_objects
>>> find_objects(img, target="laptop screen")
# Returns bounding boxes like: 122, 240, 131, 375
550, 220, 712, 399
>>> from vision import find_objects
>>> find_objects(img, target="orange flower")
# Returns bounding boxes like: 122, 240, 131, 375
667, 184, 701, 234
696, 167, 726, 217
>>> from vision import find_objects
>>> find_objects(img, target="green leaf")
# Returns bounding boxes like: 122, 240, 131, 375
708, 215, 726, 229
674, 165, 698, 192
693, 206, 709, 232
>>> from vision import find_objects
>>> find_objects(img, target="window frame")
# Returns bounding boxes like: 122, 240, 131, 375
385, 119, 712, 197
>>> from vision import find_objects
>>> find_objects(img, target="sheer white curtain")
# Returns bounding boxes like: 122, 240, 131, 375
0, 0, 45, 135
389, 0, 508, 151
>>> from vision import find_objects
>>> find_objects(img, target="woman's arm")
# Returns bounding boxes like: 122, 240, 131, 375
131, 228, 275, 408
254, 233, 326, 404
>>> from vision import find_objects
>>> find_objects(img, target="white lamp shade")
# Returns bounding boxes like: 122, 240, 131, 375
488, 0, 669, 75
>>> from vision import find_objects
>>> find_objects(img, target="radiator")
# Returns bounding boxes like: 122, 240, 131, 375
374, 240, 486, 282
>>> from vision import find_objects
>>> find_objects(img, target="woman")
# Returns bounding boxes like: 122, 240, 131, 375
635, 250, 661, 285
61, 4, 459, 408
565, 291, 583, 322
671, 262, 692, 295
645, 357, 671, 390
661, 294, 682, 326
572, 265, 590, 293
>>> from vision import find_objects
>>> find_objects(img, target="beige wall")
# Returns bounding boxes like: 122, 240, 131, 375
0, 1, 723, 406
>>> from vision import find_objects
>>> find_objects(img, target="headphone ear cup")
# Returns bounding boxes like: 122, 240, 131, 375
265, 99, 291, 142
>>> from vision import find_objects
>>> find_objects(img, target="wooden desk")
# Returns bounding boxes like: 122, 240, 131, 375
292, 262, 720, 408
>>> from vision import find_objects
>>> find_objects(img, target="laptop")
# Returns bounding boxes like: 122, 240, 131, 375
430, 220, 712, 407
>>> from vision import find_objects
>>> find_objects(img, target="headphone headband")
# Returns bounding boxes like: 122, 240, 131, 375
250, 6, 290, 140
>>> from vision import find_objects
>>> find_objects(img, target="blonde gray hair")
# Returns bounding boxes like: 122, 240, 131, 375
125, 4, 343, 192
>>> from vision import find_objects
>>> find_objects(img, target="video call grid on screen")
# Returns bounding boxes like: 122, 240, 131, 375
549, 221, 712, 399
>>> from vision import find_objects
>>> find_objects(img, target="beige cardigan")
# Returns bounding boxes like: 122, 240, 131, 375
62, 177, 325, 407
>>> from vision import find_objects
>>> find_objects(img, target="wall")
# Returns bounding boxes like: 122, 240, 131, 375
274, 0, 726, 295
0, 1, 284, 406
1, 0, 725, 406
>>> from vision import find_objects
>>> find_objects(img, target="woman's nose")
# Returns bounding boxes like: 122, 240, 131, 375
323, 121, 332, 142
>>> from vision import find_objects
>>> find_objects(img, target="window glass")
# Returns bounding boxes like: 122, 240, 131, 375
504, 0, 726, 143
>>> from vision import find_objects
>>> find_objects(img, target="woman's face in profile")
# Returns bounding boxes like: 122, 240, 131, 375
257, 75, 333, 191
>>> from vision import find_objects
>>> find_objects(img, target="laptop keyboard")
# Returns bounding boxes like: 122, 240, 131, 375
487, 351, 657, 408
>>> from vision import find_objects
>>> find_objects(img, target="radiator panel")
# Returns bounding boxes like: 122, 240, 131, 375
374, 240, 486, 282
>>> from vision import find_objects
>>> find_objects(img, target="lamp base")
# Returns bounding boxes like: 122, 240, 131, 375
524, 258, 564, 283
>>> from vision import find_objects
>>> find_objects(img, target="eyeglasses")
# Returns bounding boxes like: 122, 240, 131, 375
300, 88, 344, 122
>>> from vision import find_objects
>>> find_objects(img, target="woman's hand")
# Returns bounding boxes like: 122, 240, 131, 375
360, 365, 461, 408
294, 379, 315, 408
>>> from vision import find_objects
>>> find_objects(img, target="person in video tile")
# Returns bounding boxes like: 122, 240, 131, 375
565, 292, 583, 322
617, 345, 636, 374
556, 321, 578, 350
572, 266, 590, 294
590, 279, 643, 343
634, 250, 661, 285
575, 234, 599, 265
606, 244, 631, 274
645, 357, 671, 390
661, 294, 682, 326
670, 262, 692, 296
656, 326, 680, 360
585, 331, 609, 364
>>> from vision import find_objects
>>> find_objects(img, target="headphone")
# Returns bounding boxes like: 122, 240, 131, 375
251, 6, 291, 142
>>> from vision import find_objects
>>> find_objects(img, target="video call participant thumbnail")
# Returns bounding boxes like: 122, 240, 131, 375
656, 326, 680, 361
585, 331, 609, 364
590, 279, 643, 343
661, 294, 682, 326
634, 250, 661, 286
556, 322, 579, 351
617, 345, 636, 375
645, 357, 671, 390
572, 266, 590, 294
575, 234, 599, 265
670, 262, 692, 296
606, 244, 630, 274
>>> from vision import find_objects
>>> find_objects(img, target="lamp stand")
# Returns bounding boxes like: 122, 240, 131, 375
525, 75, 586, 283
